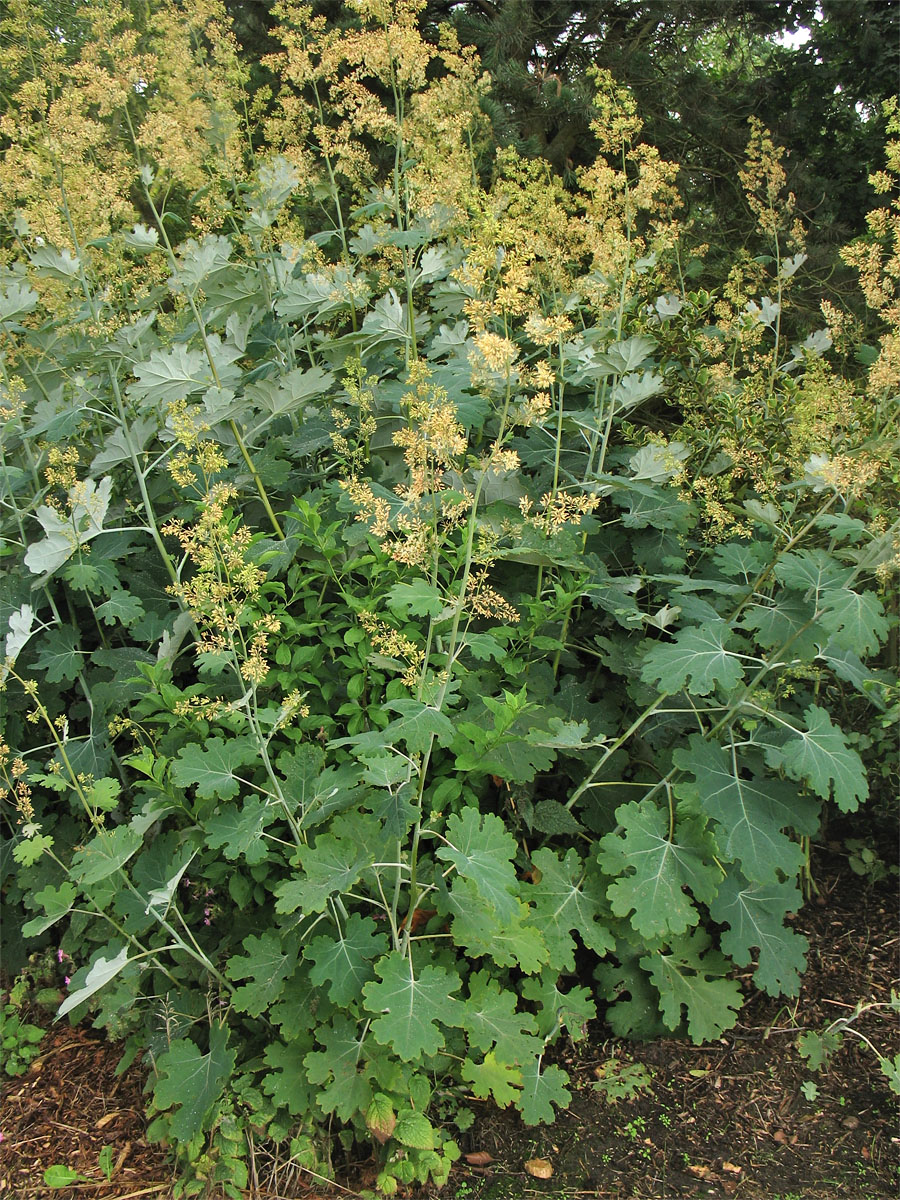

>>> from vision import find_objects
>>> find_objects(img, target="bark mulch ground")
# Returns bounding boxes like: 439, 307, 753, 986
2, 847, 897, 1200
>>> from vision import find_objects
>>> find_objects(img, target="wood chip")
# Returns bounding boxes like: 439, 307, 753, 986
464, 1151, 493, 1166
722, 1160, 742, 1173
524, 1157, 553, 1178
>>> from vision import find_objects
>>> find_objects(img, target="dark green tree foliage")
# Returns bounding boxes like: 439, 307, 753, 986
421, 0, 897, 297
211, 0, 898, 312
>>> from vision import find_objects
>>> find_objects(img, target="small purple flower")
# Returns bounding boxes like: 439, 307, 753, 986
64, 976, 71, 986
57, 948, 65, 963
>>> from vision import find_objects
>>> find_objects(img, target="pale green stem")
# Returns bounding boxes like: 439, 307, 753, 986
137, 179, 285, 540
51, 163, 180, 586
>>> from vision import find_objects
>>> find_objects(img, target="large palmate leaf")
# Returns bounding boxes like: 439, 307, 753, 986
22, 882, 78, 937
436, 808, 520, 922
612, 369, 664, 410
437, 877, 549, 973
168, 234, 233, 293
360, 289, 412, 347
740, 593, 820, 661
171, 736, 260, 801
277, 268, 369, 321
527, 848, 614, 971
453, 691, 560, 783
333, 699, 455, 757
30, 626, 82, 683
363, 952, 463, 1060
464, 970, 540, 1063
274, 813, 378, 914
304, 913, 389, 1006
95, 590, 145, 627
276, 742, 325, 807
70, 826, 142, 886
641, 621, 746, 696
595, 946, 668, 1040
277, 746, 363, 828
818, 588, 888, 657
759, 705, 868, 812
225, 932, 295, 1017
602, 334, 658, 373
204, 796, 276, 864
270, 966, 333, 1034
29, 245, 81, 280
245, 365, 334, 419
673, 736, 818, 882
519, 975, 596, 1041
151, 1024, 235, 1142
517, 1057, 571, 1125
461, 1052, 522, 1107
713, 540, 772, 581
386, 578, 446, 619
615, 481, 693, 532
710, 873, 809, 996
775, 548, 853, 597
597, 802, 721, 939
641, 930, 743, 1043
262, 1034, 316, 1115
127, 343, 210, 407
304, 1015, 373, 1120
0, 278, 38, 323
453, 731, 556, 784
817, 644, 883, 699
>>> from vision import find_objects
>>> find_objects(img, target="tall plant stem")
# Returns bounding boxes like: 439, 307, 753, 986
49, 164, 180, 587
137, 180, 285, 541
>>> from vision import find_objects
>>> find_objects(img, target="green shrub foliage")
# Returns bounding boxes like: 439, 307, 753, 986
1, 0, 897, 1193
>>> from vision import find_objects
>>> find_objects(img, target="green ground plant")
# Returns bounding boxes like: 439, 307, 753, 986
592, 1059, 654, 1105
0, 1002, 45, 1076
798, 992, 900, 1097
0, 0, 897, 1195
